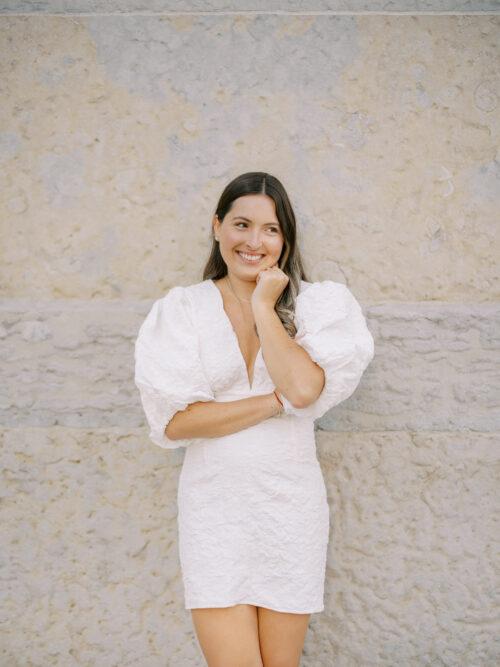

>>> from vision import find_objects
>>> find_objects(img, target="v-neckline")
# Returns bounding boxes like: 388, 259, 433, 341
208, 279, 262, 391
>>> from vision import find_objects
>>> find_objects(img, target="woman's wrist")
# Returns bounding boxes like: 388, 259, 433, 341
270, 389, 284, 417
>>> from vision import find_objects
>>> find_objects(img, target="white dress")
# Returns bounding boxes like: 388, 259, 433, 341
134, 278, 375, 614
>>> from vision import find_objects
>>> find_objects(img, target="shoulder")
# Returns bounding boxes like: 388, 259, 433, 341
297, 279, 353, 305
152, 281, 214, 330
146, 285, 195, 329
294, 280, 358, 334
157, 280, 208, 307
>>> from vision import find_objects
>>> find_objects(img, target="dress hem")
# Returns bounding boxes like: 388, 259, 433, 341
184, 599, 324, 614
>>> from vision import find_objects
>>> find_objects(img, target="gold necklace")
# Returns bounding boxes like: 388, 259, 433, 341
225, 275, 259, 337
225, 274, 252, 302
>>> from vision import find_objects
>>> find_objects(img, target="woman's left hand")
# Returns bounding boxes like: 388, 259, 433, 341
251, 264, 289, 309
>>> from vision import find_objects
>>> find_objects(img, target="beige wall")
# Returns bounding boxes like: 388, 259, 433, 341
1, 2, 499, 665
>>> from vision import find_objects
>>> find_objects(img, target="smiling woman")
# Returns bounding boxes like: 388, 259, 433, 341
134, 171, 375, 666
213, 199, 286, 287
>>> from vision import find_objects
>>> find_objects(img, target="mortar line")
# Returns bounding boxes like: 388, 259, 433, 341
1, 11, 499, 17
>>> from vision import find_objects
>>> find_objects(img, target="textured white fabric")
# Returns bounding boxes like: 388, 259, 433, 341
134, 278, 375, 613
134, 286, 216, 449
278, 280, 375, 420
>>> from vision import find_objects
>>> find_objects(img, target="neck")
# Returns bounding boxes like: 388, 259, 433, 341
226, 272, 256, 301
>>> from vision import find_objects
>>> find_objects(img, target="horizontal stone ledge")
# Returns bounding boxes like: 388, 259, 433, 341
1, 1, 498, 15
0, 298, 499, 431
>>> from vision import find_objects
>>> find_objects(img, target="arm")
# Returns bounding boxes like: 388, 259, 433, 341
253, 302, 325, 409
277, 281, 375, 420
165, 392, 283, 441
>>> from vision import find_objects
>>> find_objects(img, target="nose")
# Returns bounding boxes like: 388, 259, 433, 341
245, 230, 264, 251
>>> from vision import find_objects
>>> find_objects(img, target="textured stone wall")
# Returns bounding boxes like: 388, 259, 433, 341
1, 2, 499, 666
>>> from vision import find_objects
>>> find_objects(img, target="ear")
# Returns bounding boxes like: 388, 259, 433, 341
212, 214, 220, 236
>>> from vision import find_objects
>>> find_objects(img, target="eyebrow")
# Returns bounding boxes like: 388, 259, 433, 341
232, 216, 280, 226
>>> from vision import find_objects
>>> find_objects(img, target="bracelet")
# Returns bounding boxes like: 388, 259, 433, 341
273, 389, 284, 416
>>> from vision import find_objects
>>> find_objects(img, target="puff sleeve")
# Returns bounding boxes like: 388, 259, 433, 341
134, 286, 216, 449
280, 281, 375, 421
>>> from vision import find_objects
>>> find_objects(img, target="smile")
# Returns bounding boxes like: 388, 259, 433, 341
236, 251, 264, 264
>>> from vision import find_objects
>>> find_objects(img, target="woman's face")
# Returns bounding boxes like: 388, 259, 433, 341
213, 194, 285, 281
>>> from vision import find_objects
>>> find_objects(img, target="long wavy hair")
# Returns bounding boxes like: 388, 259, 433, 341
202, 172, 310, 338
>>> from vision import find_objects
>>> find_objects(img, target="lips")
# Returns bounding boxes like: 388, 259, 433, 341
236, 251, 264, 264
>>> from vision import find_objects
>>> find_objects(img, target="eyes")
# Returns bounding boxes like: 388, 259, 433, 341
235, 222, 280, 234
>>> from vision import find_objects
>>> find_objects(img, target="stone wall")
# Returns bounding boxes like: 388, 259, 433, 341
1, 2, 499, 665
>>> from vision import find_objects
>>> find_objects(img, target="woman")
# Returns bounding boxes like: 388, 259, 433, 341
134, 172, 375, 666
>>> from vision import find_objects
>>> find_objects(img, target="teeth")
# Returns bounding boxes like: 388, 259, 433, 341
238, 252, 263, 262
